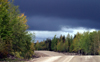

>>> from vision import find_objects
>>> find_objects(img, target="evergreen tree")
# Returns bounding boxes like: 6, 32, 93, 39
51, 35, 58, 51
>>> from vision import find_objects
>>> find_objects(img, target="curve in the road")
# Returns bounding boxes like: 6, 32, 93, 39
30, 51, 100, 62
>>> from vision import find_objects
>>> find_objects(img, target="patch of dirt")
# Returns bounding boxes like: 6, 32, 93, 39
63, 52, 79, 55
57, 52, 80, 55
33, 52, 49, 58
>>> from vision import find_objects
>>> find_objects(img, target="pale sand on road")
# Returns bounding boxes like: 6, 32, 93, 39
29, 51, 100, 62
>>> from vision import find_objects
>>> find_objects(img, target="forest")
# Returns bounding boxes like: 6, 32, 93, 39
35, 31, 100, 55
0, 0, 35, 61
1, 0, 100, 61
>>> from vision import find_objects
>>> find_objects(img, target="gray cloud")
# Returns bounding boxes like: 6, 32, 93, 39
27, 16, 99, 31
14, 0, 100, 31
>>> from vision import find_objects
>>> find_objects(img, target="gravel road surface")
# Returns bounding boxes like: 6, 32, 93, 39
28, 51, 100, 62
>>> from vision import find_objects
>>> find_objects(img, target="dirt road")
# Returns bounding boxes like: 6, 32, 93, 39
29, 51, 100, 62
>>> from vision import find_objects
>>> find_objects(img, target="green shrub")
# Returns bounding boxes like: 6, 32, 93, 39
12, 52, 23, 59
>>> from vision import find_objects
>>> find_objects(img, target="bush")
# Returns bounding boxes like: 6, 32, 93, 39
12, 52, 23, 59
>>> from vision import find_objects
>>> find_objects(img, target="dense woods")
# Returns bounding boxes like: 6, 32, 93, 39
35, 31, 100, 55
1, 0, 100, 61
0, 0, 35, 60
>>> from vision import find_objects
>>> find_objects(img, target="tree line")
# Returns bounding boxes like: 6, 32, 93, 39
0, 0, 35, 60
35, 31, 100, 55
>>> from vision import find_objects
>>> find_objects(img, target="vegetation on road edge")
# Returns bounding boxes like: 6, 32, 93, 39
35, 31, 100, 55
0, 0, 35, 61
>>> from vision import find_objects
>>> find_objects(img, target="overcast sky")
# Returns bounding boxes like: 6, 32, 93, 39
14, 0, 100, 42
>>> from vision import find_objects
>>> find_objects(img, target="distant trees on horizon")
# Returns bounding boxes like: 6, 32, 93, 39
35, 31, 100, 55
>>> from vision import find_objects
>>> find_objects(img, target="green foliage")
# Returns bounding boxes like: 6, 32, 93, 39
0, 0, 12, 58
57, 40, 62, 52
35, 40, 40, 50
35, 30, 100, 55
51, 35, 58, 51
57, 41, 65, 52
0, 0, 35, 60
0, 36, 5, 52
12, 52, 23, 59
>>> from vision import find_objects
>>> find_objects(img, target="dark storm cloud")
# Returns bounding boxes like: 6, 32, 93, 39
14, 0, 100, 30
27, 16, 64, 31
27, 16, 99, 31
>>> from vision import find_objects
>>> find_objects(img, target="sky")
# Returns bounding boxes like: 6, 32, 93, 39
14, 0, 100, 42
